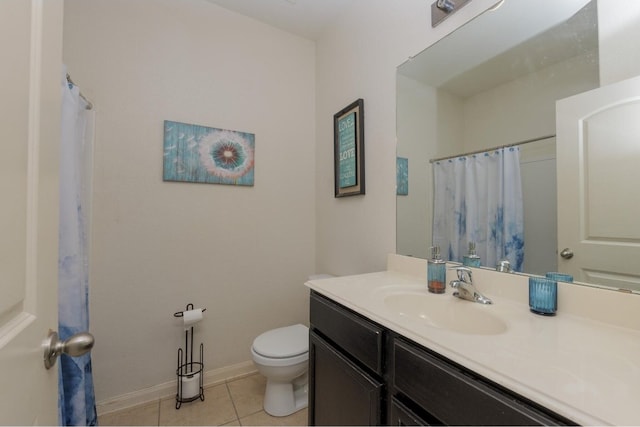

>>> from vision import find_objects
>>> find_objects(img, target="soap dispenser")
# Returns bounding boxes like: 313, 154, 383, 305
463, 242, 481, 267
427, 246, 446, 294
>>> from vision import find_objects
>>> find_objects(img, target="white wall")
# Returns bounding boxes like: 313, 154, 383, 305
396, 75, 436, 259
396, 77, 466, 258
462, 52, 599, 151
520, 140, 558, 275
314, 0, 499, 276
599, 0, 640, 85
63, 0, 316, 402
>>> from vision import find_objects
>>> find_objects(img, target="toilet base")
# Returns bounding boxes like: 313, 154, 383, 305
263, 373, 308, 417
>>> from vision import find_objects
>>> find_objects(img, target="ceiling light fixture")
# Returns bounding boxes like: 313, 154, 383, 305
431, 0, 472, 27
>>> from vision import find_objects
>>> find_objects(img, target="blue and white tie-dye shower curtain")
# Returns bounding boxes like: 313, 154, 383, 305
432, 147, 524, 271
59, 69, 97, 426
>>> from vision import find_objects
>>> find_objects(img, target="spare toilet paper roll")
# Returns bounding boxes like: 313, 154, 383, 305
181, 372, 201, 399
183, 308, 203, 329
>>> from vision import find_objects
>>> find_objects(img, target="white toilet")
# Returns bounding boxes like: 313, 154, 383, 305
251, 323, 309, 417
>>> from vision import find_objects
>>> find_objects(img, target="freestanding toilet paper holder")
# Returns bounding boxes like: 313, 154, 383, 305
173, 303, 207, 409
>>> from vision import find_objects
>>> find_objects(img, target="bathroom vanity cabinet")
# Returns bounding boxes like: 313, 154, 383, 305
309, 291, 575, 426
308, 291, 385, 425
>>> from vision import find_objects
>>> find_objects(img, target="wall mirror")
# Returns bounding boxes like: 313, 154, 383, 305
397, 0, 639, 294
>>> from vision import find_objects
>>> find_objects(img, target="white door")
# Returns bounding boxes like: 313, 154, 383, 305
0, 0, 64, 424
556, 74, 640, 291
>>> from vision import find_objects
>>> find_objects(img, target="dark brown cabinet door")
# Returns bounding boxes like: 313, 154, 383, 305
309, 331, 383, 426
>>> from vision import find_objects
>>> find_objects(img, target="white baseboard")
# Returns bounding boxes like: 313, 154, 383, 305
96, 360, 257, 416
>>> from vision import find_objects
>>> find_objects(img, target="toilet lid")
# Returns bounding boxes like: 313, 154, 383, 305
252, 324, 308, 358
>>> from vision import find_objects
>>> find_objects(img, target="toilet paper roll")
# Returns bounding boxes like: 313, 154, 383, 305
181, 372, 201, 399
183, 308, 203, 329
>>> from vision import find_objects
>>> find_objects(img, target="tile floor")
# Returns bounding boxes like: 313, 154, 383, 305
98, 373, 308, 426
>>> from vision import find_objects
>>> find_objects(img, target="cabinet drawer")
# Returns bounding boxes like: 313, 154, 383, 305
310, 291, 384, 375
393, 339, 568, 426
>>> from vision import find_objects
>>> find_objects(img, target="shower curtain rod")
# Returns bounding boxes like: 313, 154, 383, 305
66, 73, 93, 110
429, 134, 556, 163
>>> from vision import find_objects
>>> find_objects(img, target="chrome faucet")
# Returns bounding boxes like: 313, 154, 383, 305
496, 259, 512, 273
449, 266, 492, 304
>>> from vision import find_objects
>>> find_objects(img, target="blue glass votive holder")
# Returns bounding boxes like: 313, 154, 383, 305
529, 277, 557, 316
545, 272, 573, 283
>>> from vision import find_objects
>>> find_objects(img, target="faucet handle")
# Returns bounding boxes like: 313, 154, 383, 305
496, 259, 512, 273
450, 266, 473, 283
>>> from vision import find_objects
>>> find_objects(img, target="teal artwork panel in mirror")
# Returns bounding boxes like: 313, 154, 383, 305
397, 157, 408, 196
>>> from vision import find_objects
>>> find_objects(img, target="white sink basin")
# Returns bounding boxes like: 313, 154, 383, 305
383, 293, 508, 335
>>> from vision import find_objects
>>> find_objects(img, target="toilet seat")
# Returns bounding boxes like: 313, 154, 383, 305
252, 324, 308, 359
251, 347, 308, 367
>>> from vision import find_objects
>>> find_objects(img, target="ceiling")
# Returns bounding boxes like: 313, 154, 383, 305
205, 0, 355, 40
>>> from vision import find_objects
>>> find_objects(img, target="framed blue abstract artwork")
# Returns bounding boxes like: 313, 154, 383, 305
163, 120, 255, 186
397, 157, 408, 195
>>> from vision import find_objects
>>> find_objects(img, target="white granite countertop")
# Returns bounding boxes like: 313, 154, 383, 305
305, 260, 640, 426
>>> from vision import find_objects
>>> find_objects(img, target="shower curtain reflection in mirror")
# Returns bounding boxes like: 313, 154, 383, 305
59, 70, 97, 426
432, 147, 524, 271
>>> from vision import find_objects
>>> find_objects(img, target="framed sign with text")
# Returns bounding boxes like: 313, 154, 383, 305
334, 98, 365, 197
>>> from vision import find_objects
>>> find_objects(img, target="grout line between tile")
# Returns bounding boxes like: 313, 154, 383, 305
156, 398, 161, 426
225, 380, 241, 425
